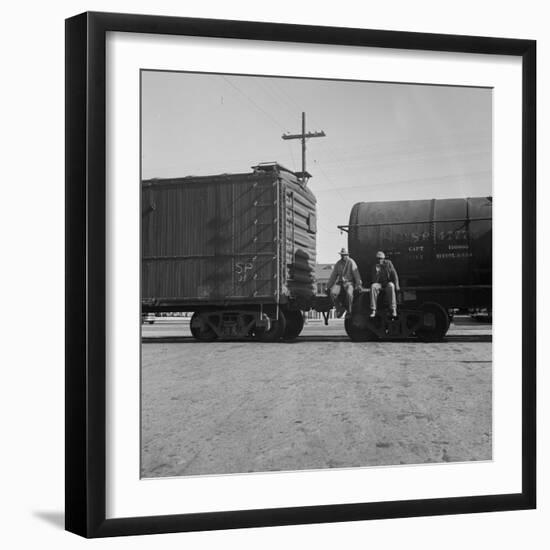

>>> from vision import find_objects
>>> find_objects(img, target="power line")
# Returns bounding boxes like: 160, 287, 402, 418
311, 159, 349, 207
220, 76, 286, 132
254, 79, 299, 128
312, 170, 492, 193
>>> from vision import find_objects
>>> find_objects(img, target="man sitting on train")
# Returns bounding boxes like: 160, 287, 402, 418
370, 251, 400, 318
327, 248, 363, 318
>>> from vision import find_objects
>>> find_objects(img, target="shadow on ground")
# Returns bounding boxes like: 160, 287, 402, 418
33, 510, 65, 529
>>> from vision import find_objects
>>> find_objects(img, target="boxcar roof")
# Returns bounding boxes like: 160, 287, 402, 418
142, 162, 305, 186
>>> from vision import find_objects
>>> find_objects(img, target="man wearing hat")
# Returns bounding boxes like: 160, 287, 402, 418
370, 251, 400, 318
326, 248, 362, 317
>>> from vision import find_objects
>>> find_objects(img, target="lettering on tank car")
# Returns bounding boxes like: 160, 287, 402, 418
435, 252, 473, 259
403, 232, 431, 243
438, 229, 468, 241
387, 229, 469, 243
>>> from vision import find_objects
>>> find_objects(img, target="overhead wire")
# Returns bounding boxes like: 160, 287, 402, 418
220, 76, 287, 132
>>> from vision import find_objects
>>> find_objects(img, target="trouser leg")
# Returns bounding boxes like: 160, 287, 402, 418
386, 282, 397, 311
330, 284, 342, 309
370, 283, 381, 310
344, 282, 354, 313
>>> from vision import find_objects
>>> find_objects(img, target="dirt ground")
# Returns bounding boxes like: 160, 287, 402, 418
141, 317, 491, 478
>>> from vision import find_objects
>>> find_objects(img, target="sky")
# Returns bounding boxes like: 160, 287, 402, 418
141, 71, 492, 263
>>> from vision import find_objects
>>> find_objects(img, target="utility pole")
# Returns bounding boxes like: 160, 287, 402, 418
282, 112, 325, 183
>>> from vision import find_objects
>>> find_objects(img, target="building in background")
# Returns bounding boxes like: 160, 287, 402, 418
305, 264, 335, 321
315, 263, 334, 295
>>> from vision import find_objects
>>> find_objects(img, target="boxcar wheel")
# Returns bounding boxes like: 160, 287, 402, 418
190, 312, 218, 341
254, 311, 286, 342
416, 302, 450, 342
282, 310, 304, 340
344, 313, 377, 342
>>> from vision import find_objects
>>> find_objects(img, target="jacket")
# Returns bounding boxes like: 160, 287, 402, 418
371, 259, 400, 289
327, 257, 362, 288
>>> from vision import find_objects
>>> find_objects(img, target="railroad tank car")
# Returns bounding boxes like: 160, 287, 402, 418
141, 162, 318, 341
342, 197, 492, 341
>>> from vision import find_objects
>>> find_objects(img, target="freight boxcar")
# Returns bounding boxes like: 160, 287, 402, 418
339, 197, 492, 341
142, 162, 323, 341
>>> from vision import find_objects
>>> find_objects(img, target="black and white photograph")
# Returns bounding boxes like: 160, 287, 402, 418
140, 70, 493, 478
3, 0, 543, 545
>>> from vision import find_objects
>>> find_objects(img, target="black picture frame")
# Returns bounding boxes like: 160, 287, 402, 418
65, 11, 536, 538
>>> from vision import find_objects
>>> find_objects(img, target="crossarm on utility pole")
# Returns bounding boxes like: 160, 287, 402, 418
282, 132, 326, 140
281, 112, 326, 182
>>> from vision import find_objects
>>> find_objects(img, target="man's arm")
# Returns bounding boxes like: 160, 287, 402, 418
351, 259, 362, 288
388, 261, 400, 290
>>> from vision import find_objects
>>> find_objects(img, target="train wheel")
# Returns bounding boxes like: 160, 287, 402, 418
416, 302, 450, 342
344, 312, 377, 342
190, 312, 218, 341
254, 310, 286, 342
282, 310, 304, 340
